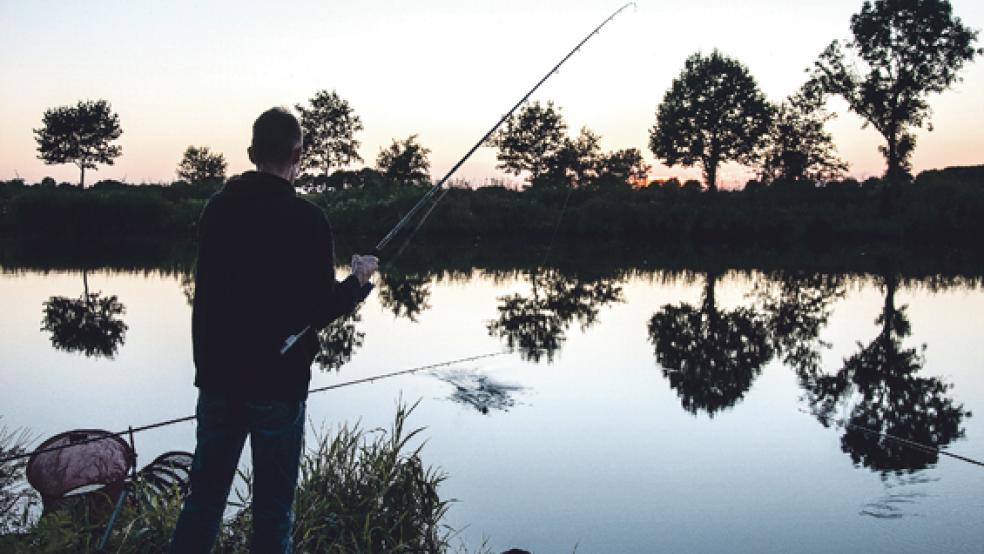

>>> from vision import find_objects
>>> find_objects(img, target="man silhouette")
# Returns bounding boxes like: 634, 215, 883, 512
170, 107, 377, 553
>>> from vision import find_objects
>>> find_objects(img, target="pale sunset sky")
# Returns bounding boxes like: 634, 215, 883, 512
1, 0, 982, 188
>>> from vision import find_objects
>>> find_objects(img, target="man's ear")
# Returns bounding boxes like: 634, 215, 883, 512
247, 146, 256, 165
290, 145, 302, 165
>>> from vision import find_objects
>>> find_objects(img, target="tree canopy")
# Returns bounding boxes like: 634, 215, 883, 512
491, 101, 648, 189
296, 90, 364, 177
812, 0, 980, 184
376, 135, 432, 187
176, 145, 227, 183
649, 50, 771, 191
489, 100, 567, 181
758, 85, 848, 183
539, 127, 602, 189
34, 99, 123, 188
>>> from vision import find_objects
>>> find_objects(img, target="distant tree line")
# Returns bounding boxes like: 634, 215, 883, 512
7, 0, 981, 245
3, 164, 982, 248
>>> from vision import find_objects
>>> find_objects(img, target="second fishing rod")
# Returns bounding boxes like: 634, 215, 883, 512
280, 3, 636, 356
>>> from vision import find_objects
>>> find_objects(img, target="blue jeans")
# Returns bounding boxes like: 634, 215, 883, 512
170, 391, 305, 554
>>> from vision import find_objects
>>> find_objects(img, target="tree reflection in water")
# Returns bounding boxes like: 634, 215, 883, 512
40, 270, 127, 358
487, 269, 623, 363
179, 271, 195, 306
648, 271, 773, 417
314, 307, 365, 372
801, 274, 970, 473
377, 270, 432, 322
756, 272, 846, 376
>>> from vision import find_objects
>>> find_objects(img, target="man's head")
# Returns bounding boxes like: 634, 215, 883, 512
248, 107, 303, 182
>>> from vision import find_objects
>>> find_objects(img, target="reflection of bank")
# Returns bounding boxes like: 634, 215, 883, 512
648, 271, 772, 417
40, 270, 127, 358
487, 269, 623, 363
803, 274, 969, 473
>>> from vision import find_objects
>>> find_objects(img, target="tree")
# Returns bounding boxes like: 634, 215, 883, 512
758, 86, 849, 183
489, 100, 567, 182
376, 135, 431, 187
596, 147, 651, 188
34, 99, 123, 188
812, 0, 981, 184
296, 90, 364, 177
539, 127, 603, 189
177, 146, 227, 182
649, 50, 771, 191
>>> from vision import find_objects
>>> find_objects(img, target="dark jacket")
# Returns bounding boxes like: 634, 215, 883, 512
192, 171, 366, 400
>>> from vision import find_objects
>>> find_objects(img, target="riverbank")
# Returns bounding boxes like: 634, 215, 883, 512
1, 166, 982, 249
0, 403, 487, 553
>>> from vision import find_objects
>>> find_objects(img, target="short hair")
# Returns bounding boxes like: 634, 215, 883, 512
251, 107, 302, 166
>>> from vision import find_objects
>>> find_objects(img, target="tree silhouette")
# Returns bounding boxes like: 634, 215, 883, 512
34, 99, 123, 188
649, 50, 771, 191
376, 135, 431, 187
377, 271, 432, 322
487, 269, 623, 363
177, 145, 227, 183
296, 90, 364, 177
40, 270, 127, 358
314, 307, 365, 372
812, 0, 980, 184
489, 100, 568, 183
648, 272, 773, 416
758, 85, 848, 184
594, 147, 651, 189
538, 127, 602, 189
801, 274, 970, 473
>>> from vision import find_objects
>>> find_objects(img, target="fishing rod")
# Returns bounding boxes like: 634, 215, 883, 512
280, 3, 637, 356
0, 351, 508, 465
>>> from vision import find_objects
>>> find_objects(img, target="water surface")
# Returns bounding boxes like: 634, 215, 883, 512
2, 240, 982, 552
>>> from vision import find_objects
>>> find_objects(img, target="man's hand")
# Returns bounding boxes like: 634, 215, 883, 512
351, 254, 379, 287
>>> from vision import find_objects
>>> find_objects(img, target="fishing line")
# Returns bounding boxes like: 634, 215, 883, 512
839, 420, 984, 469
281, 3, 636, 354
0, 351, 508, 465
797, 407, 984, 470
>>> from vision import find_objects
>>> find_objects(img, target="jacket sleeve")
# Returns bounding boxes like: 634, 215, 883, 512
308, 211, 370, 328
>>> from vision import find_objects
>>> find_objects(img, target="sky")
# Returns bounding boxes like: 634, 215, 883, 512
1, 0, 982, 188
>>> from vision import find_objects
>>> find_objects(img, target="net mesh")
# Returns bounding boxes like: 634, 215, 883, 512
25, 430, 134, 508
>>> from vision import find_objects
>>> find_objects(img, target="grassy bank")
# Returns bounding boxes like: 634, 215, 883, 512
0, 403, 481, 553
1, 166, 983, 249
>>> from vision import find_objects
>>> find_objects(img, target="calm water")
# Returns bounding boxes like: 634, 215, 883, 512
2, 240, 983, 553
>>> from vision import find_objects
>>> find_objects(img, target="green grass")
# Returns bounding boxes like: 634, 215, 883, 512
0, 402, 482, 553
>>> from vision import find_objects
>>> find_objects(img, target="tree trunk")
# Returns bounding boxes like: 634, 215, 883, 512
886, 135, 898, 185
702, 272, 719, 316
79, 165, 86, 189
704, 162, 718, 193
